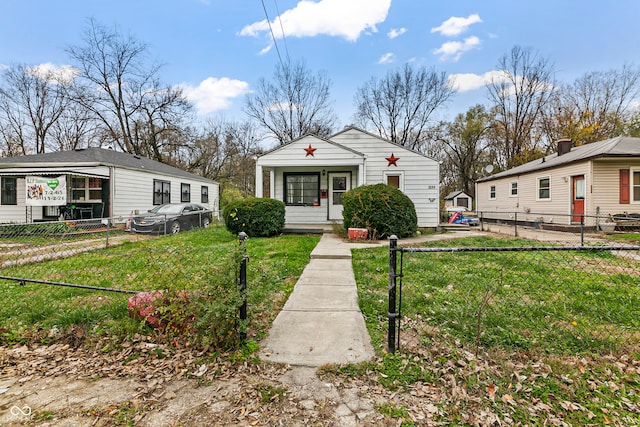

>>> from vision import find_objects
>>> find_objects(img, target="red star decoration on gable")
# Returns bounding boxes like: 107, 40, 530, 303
386, 153, 400, 167
304, 144, 317, 157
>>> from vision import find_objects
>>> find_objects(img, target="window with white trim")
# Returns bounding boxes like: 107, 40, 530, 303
538, 177, 550, 200
201, 186, 209, 203
71, 177, 102, 202
489, 185, 496, 200
284, 172, 320, 206
633, 170, 640, 202
153, 180, 171, 205
181, 183, 191, 203
510, 181, 518, 196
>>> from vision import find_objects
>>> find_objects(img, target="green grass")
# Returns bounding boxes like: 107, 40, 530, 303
342, 235, 640, 426
0, 224, 319, 346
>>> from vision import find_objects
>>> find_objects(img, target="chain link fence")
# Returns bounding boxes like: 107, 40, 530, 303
0, 219, 247, 349
387, 230, 640, 356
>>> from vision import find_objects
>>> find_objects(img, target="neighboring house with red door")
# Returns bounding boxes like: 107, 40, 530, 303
475, 136, 640, 227
255, 126, 440, 227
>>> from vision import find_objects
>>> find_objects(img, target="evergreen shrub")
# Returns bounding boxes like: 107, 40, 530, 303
342, 184, 417, 238
223, 197, 285, 237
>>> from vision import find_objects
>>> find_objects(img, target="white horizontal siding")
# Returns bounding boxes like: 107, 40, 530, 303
332, 130, 439, 227
112, 168, 219, 219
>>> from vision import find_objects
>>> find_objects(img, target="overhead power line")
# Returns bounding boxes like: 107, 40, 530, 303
260, 0, 287, 68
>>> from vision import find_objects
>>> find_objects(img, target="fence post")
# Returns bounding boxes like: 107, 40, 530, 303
388, 235, 398, 354
238, 232, 248, 342
580, 215, 585, 246
514, 212, 518, 237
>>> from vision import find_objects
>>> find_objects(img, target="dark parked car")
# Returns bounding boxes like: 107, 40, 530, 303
131, 203, 212, 234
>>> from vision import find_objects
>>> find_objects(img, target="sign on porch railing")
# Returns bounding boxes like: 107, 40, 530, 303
25, 175, 66, 206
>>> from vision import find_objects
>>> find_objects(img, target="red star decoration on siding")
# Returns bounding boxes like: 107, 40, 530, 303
304, 144, 317, 157
386, 153, 400, 166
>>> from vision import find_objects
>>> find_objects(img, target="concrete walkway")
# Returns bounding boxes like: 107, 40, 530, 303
259, 233, 377, 367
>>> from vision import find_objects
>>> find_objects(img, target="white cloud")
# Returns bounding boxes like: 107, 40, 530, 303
388, 27, 407, 39
28, 63, 78, 84
240, 0, 391, 43
433, 36, 480, 61
378, 52, 395, 64
449, 70, 508, 92
179, 77, 250, 115
431, 14, 482, 37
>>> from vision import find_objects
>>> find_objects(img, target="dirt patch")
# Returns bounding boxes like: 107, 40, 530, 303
0, 336, 392, 426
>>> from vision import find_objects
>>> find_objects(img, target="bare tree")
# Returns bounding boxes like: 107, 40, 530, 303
486, 46, 555, 168
0, 63, 69, 155
438, 105, 494, 198
540, 64, 640, 147
188, 119, 262, 194
66, 19, 192, 161
353, 63, 455, 150
244, 60, 336, 145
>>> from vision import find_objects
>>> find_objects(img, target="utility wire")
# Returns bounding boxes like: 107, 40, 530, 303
273, 0, 290, 64
261, 0, 285, 68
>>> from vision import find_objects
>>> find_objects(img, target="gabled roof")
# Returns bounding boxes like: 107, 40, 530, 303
331, 125, 436, 160
0, 147, 217, 183
477, 136, 640, 182
444, 190, 470, 200
258, 134, 366, 159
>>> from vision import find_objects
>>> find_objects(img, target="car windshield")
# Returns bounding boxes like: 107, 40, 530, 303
149, 204, 184, 215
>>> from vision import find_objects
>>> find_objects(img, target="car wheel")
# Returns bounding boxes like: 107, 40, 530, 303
170, 221, 181, 234
202, 217, 210, 228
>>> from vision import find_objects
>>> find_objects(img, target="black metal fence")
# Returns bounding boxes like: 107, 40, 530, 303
387, 234, 640, 355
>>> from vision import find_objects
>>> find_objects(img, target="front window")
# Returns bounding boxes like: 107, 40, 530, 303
538, 177, 550, 200
284, 173, 320, 206
153, 180, 171, 205
71, 177, 102, 202
489, 185, 496, 200
201, 186, 209, 203
387, 175, 400, 189
510, 182, 518, 196
633, 171, 640, 202
1, 177, 17, 205
181, 183, 191, 203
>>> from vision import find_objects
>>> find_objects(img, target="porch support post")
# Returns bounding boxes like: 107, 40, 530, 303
255, 163, 263, 198
358, 158, 366, 187
269, 169, 275, 198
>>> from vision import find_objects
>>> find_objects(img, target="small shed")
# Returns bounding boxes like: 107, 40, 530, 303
444, 190, 473, 209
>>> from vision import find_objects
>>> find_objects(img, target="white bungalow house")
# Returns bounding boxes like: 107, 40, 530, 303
475, 136, 640, 227
0, 148, 219, 223
255, 127, 440, 228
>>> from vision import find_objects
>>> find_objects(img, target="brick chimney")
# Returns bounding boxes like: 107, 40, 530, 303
556, 138, 572, 156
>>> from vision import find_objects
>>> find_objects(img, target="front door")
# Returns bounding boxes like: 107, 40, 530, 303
328, 173, 350, 220
571, 175, 585, 223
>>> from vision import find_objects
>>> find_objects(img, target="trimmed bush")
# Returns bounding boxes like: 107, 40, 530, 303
342, 184, 417, 239
223, 197, 285, 237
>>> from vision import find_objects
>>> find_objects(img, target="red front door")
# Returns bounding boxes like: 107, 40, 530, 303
571, 175, 585, 223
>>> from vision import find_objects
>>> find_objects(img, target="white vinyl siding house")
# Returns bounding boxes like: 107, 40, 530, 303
256, 127, 440, 228
476, 137, 640, 226
0, 148, 219, 223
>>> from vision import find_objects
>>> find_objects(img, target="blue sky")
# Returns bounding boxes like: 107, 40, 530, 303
2, 0, 640, 128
